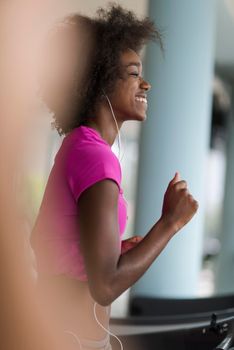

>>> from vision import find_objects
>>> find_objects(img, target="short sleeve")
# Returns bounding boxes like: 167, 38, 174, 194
66, 144, 122, 202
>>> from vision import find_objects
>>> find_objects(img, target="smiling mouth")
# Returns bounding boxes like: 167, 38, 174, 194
135, 96, 147, 104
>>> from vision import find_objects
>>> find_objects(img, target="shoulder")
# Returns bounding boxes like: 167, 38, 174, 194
67, 142, 121, 173
65, 143, 122, 201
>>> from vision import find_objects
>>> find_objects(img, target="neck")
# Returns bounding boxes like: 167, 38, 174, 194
83, 102, 123, 147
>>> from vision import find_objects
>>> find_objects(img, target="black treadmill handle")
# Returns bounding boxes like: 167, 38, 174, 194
214, 334, 233, 350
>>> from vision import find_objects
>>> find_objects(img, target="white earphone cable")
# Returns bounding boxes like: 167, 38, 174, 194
102, 90, 125, 163
93, 301, 123, 350
64, 329, 83, 350
64, 91, 125, 350
63, 301, 124, 350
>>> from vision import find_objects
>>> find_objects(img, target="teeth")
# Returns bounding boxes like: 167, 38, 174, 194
135, 96, 147, 104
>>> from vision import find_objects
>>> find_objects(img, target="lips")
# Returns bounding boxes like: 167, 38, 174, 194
135, 94, 147, 104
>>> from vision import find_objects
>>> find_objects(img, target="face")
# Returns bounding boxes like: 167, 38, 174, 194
107, 49, 151, 122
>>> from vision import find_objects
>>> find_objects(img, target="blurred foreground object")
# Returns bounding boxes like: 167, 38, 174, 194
0, 1, 87, 349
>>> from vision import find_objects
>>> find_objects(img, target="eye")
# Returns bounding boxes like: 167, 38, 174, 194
129, 72, 139, 77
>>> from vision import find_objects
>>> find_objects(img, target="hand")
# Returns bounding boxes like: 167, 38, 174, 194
161, 172, 199, 234
121, 235, 143, 254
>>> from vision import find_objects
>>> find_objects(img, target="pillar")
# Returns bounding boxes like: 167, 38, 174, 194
215, 85, 234, 294
130, 0, 217, 298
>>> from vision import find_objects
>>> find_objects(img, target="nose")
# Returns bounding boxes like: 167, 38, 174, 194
140, 77, 151, 92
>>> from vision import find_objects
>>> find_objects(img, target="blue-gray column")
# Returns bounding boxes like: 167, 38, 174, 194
215, 85, 234, 294
130, 0, 217, 298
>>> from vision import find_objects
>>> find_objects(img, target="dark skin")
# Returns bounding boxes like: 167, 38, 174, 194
78, 49, 198, 307
40, 49, 198, 344
82, 49, 152, 145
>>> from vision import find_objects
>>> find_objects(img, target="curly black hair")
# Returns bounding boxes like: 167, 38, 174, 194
48, 2, 164, 136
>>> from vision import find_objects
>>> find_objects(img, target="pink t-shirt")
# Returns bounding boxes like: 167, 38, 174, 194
30, 125, 128, 282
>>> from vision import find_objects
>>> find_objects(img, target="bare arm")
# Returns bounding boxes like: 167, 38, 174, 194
77, 172, 198, 306
110, 216, 174, 302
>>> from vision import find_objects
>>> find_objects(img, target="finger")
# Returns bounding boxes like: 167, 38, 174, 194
174, 180, 188, 190
121, 241, 136, 252
168, 171, 180, 188
135, 236, 143, 242
130, 236, 143, 243
190, 197, 199, 210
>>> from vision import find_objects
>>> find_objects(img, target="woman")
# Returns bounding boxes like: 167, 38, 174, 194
30, 4, 199, 350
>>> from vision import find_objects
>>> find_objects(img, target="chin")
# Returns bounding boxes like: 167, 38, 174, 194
124, 110, 147, 122
135, 113, 147, 121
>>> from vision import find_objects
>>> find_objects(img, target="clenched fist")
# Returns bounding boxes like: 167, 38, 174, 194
121, 235, 143, 254
161, 172, 199, 234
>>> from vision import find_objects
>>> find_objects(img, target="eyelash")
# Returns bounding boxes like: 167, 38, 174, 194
129, 72, 140, 77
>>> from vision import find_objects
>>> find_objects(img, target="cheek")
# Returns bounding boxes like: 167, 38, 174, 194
121, 83, 136, 104
109, 80, 138, 111
128, 89, 139, 109
109, 83, 125, 106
